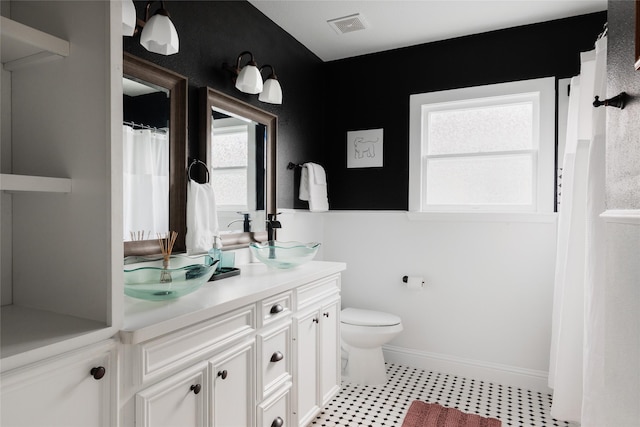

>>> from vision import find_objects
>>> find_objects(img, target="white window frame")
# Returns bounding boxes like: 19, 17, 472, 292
409, 77, 556, 214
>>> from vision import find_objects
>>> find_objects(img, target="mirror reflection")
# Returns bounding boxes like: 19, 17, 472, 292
208, 108, 267, 234
200, 87, 277, 249
122, 53, 188, 256
122, 76, 170, 241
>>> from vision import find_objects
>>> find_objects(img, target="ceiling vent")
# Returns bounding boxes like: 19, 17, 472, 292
327, 13, 369, 35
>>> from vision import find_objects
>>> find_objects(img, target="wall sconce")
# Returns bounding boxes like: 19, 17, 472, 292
225, 52, 283, 105
234, 51, 263, 94
122, 0, 179, 56
258, 65, 282, 105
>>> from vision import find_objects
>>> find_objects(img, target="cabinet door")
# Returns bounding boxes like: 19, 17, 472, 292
320, 298, 341, 405
1, 342, 115, 427
293, 309, 320, 427
209, 341, 255, 427
136, 363, 207, 427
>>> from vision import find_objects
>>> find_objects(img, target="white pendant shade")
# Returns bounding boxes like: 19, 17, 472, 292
122, 0, 137, 36
258, 78, 283, 104
140, 13, 179, 55
235, 65, 263, 94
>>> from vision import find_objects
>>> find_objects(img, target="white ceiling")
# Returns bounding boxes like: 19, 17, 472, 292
248, 0, 607, 62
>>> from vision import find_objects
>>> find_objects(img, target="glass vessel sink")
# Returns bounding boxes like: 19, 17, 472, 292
249, 241, 320, 269
124, 255, 217, 301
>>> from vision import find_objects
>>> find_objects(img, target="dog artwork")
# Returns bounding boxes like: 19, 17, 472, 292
347, 128, 384, 168
354, 136, 379, 159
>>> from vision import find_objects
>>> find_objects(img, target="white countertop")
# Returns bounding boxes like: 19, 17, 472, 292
120, 261, 346, 344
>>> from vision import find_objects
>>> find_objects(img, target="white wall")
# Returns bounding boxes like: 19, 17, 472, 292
284, 210, 558, 392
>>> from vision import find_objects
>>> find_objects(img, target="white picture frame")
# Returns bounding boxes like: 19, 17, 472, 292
346, 128, 383, 168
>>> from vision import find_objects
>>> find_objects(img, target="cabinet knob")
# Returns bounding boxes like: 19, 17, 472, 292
312, 318, 319, 323
270, 304, 284, 314
270, 351, 284, 363
90, 366, 106, 380
190, 384, 202, 394
217, 370, 228, 380
271, 416, 284, 427
323, 312, 330, 318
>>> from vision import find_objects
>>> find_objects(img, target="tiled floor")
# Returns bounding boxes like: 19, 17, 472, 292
308, 364, 576, 427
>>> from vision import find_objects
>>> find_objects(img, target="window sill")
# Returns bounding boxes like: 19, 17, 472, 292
406, 211, 558, 223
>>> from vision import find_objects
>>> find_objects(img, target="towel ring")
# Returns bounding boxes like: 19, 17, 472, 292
188, 159, 210, 183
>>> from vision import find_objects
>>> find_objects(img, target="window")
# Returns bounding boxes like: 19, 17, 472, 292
409, 77, 555, 213
210, 118, 252, 210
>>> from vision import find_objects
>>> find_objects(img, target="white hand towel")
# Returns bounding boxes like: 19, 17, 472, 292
186, 179, 220, 254
298, 162, 329, 212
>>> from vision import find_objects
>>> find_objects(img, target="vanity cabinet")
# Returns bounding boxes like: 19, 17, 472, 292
0, 340, 116, 427
293, 276, 342, 427
120, 262, 345, 427
1, 0, 122, 374
136, 362, 208, 427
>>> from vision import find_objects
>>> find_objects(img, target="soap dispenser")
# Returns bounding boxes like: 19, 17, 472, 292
207, 236, 223, 272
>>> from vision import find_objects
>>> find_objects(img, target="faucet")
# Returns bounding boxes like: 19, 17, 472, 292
266, 213, 281, 243
227, 212, 251, 232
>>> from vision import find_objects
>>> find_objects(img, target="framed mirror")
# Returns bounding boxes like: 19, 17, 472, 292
123, 53, 188, 256
199, 87, 277, 249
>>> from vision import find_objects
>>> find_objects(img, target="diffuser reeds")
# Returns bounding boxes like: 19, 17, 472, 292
158, 231, 178, 283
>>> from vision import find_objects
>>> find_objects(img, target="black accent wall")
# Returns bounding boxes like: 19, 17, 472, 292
124, 0, 324, 210
322, 11, 607, 210
124, 2, 606, 211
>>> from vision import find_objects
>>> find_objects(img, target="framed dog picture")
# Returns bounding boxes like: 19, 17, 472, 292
346, 128, 384, 168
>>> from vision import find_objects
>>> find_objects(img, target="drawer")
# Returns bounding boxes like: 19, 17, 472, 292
257, 322, 291, 400
296, 274, 340, 311
135, 305, 255, 384
258, 382, 291, 427
260, 290, 293, 328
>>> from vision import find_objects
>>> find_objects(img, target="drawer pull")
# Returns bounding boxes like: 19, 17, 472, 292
190, 384, 202, 394
323, 312, 330, 318
271, 416, 284, 427
312, 318, 319, 323
217, 370, 228, 380
270, 304, 284, 314
270, 351, 284, 363
90, 366, 106, 380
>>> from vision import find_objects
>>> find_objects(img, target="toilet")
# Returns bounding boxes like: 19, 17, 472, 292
340, 307, 403, 385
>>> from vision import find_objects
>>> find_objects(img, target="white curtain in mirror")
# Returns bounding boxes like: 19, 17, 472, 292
123, 125, 169, 240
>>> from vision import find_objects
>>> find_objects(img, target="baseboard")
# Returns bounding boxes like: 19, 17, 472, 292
383, 345, 551, 394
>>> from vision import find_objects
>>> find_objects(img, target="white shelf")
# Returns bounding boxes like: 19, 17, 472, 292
0, 173, 72, 193
0, 305, 111, 372
1, 16, 70, 71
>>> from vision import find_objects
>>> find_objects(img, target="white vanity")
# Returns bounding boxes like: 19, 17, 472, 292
119, 261, 345, 427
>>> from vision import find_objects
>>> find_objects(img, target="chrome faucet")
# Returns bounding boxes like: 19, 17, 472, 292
266, 213, 281, 242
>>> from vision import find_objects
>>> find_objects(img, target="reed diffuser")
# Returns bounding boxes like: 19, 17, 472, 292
158, 231, 178, 283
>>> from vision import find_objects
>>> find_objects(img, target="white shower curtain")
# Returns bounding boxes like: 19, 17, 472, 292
548, 37, 607, 425
123, 125, 169, 241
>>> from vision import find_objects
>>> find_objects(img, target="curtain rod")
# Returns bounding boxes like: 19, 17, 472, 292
123, 120, 167, 133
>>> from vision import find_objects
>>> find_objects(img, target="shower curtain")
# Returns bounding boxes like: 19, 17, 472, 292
122, 125, 169, 241
548, 37, 607, 425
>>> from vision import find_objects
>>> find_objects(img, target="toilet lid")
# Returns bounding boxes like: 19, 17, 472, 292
341, 308, 401, 327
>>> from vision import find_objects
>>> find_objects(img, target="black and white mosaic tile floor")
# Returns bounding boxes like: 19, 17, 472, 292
308, 364, 578, 427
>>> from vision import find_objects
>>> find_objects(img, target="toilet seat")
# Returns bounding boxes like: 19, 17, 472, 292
341, 308, 401, 327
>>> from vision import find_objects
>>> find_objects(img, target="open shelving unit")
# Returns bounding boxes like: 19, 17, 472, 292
1, 4, 121, 373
